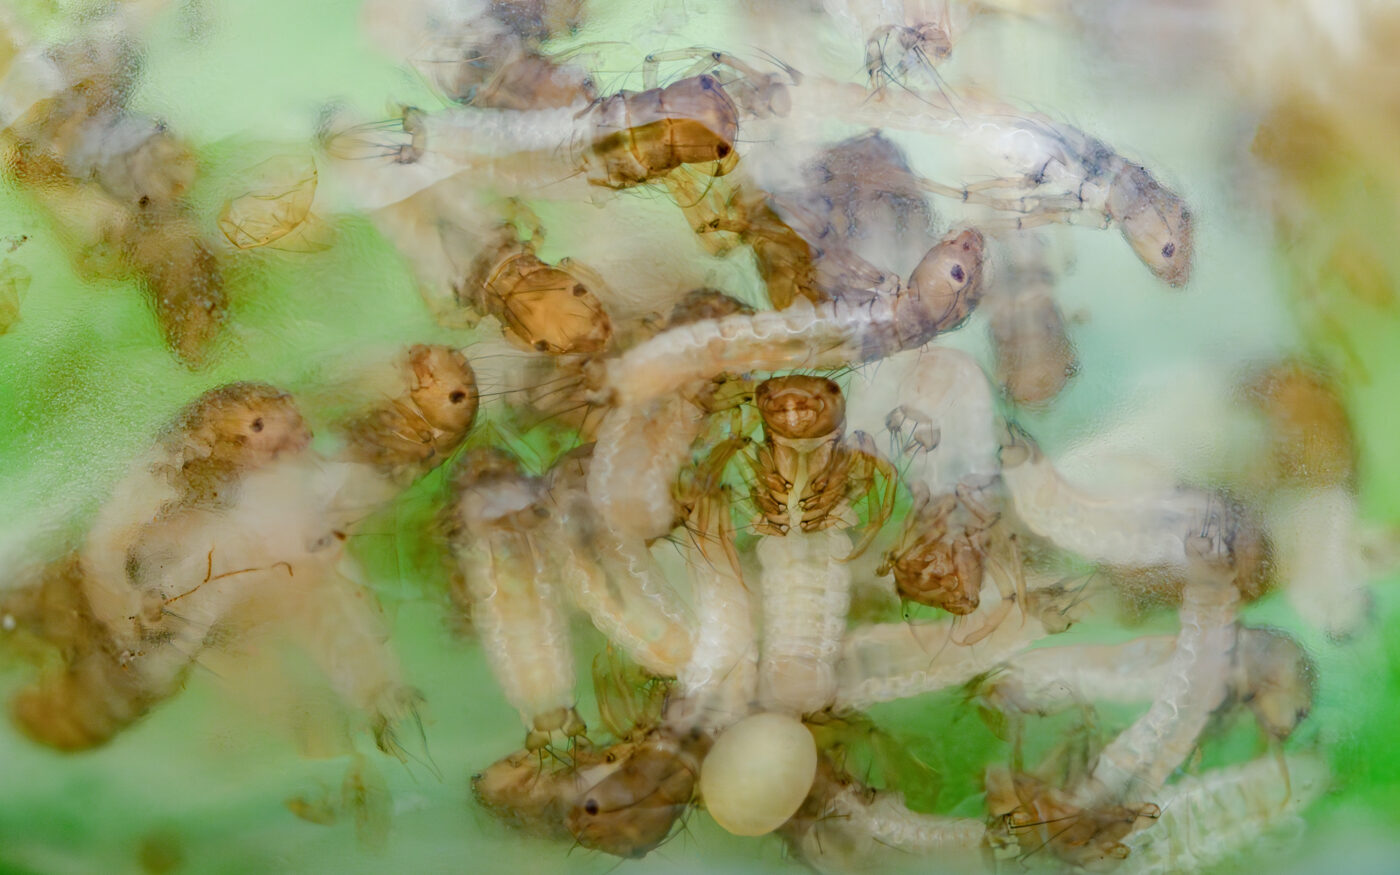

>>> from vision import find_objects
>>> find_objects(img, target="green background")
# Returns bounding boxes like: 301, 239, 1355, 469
0, 1, 1397, 871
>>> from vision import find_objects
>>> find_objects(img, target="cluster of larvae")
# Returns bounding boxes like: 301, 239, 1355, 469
3, 0, 1380, 871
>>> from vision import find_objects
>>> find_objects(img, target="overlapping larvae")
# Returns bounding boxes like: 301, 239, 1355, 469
0, 1, 1358, 872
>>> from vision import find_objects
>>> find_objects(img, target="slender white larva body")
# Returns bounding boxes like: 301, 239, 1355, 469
811, 787, 986, 859
549, 514, 695, 677
459, 533, 576, 730
448, 473, 577, 735
602, 297, 892, 409
588, 396, 706, 542
1001, 447, 1224, 569
986, 636, 1177, 716
323, 105, 593, 212
536, 440, 696, 678
757, 527, 853, 714
671, 526, 757, 732
1121, 755, 1329, 874
1077, 577, 1239, 805
835, 600, 1048, 709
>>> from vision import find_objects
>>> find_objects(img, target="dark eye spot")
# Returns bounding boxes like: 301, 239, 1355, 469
1161, 242, 1176, 258
572, 283, 588, 297
715, 143, 731, 158
950, 264, 965, 282
449, 390, 467, 404
533, 340, 550, 351
250, 418, 264, 433
700, 76, 715, 90
584, 799, 600, 816
138, 195, 150, 208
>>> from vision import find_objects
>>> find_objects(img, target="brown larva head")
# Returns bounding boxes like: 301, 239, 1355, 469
1107, 163, 1192, 287
174, 383, 311, 472
756, 375, 845, 439
407, 344, 479, 436
905, 228, 986, 335
491, 256, 614, 355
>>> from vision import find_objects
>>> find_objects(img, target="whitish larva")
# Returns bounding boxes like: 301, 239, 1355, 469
1075, 574, 1240, 806
757, 528, 854, 715
1120, 755, 1329, 874
445, 449, 581, 748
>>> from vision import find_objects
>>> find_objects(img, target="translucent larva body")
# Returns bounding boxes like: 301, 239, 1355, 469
599, 228, 984, 410
444, 448, 583, 749
9, 384, 411, 751
746, 376, 892, 715
780, 77, 1194, 286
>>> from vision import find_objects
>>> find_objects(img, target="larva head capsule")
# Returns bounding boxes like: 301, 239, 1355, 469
902, 228, 986, 340
1106, 162, 1193, 287
170, 382, 311, 473
406, 344, 478, 436
483, 253, 613, 355
755, 375, 845, 440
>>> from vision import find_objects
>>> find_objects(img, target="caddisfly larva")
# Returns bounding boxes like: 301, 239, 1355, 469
586, 289, 755, 544
597, 227, 985, 410
339, 343, 480, 486
323, 60, 754, 210
543, 446, 695, 677
986, 232, 1079, 405
1068, 547, 1242, 814
443, 447, 583, 750
776, 76, 1193, 286
567, 726, 711, 858
1119, 754, 1329, 874
998, 423, 1273, 599
980, 626, 1314, 743
9, 384, 413, 752
781, 753, 986, 874
739, 375, 895, 715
